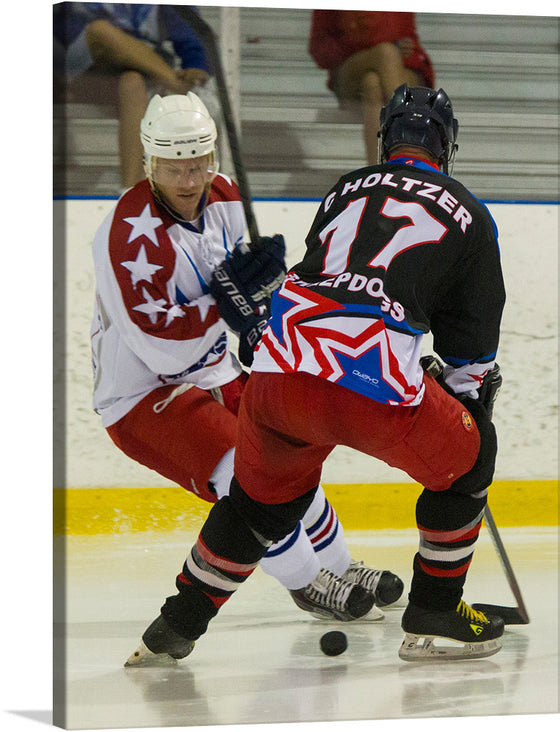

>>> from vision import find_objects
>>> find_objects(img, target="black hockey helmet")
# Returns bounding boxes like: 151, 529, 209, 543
378, 85, 459, 174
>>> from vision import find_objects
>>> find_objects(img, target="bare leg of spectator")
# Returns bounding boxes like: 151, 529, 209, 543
85, 19, 188, 93
118, 70, 149, 190
358, 71, 385, 164
334, 42, 421, 164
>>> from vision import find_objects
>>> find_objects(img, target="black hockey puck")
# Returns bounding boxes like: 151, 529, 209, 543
320, 630, 348, 656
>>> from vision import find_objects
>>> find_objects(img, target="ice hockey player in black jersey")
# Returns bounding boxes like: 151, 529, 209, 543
130, 85, 507, 663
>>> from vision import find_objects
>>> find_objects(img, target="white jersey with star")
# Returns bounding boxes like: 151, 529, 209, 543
90, 176, 245, 427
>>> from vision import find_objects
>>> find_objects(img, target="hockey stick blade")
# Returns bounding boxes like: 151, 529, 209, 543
471, 603, 528, 625
482, 505, 530, 624
172, 6, 260, 249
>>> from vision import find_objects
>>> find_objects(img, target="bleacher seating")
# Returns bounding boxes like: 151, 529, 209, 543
53, 8, 559, 201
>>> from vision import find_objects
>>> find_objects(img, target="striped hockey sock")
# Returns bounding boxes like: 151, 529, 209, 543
304, 485, 351, 577
259, 521, 321, 590
160, 496, 271, 640
259, 485, 350, 589
410, 487, 488, 610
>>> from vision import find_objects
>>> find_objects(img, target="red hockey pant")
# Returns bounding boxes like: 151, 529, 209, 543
234, 371, 480, 504
107, 374, 247, 503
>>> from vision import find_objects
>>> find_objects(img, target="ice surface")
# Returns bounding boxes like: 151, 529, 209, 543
51, 527, 558, 731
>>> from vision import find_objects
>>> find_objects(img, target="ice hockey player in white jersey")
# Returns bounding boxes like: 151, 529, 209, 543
89, 93, 404, 665
124, 85, 508, 665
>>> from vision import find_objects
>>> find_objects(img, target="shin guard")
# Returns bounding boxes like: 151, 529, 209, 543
410, 488, 488, 610
161, 496, 272, 640
410, 396, 497, 610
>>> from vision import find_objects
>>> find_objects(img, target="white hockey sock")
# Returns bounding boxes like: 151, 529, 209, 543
209, 448, 235, 499
213, 452, 321, 590
302, 485, 351, 577
259, 486, 351, 590
260, 522, 321, 590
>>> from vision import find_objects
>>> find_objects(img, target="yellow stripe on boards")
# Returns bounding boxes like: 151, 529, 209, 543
54, 480, 558, 535
53, 486, 211, 536
324, 480, 559, 530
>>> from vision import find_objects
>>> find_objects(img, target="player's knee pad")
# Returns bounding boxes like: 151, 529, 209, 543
449, 396, 497, 496
198, 494, 271, 564
163, 495, 269, 640
229, 476, 319, 543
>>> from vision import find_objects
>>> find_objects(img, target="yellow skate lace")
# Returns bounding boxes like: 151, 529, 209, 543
457, 599, 488, 623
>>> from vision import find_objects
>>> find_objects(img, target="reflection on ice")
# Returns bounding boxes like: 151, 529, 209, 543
56, 528, 558, 730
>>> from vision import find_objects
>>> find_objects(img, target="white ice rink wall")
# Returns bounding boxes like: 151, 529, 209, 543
56, 198, 558, 526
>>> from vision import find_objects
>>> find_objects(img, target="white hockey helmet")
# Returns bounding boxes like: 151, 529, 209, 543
141, 93, 219, 217
140, 92, 217, 160
140, 92, 219, 209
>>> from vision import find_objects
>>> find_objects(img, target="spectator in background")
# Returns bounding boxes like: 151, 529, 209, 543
54, 3, 212, 191
309, 10, 435, 164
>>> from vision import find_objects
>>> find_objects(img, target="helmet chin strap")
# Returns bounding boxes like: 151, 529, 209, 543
147, 175, 216, 225
376, 133, 384, 165
143, 161, 171, 215
144, 153, 218, 224
446, 144, 458, 176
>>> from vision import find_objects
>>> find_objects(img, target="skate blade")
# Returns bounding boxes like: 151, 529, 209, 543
398, 632, 502, 662
358, 605, 385, 622
309, 604, 385, 622
124, 640, 179, 668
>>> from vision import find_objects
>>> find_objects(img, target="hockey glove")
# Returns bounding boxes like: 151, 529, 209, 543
248, 234, 287, 303
209, 259, 272, 366
476, 364, 502, 419
210, 236, 286, 365
420, 355, 502, 419
211, 235, 287, 308
210, 263, 262, 335
238, 313, 270, 368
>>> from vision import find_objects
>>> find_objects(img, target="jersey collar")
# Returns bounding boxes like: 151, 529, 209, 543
162, 193, 207, 233
387, 155, 441, 172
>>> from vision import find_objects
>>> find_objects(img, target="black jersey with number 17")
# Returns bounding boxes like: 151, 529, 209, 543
253, 157, 506, 406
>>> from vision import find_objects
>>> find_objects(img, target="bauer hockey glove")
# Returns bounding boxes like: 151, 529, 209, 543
238, 314, 270, 368
210, 262, 262, 335
211, 235, 287, 309
248, 234, 287, 304
210, 235, 286, 366
209, 269, 267, 367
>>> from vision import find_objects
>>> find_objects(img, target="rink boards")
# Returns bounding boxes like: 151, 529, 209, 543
55, 198, 559, 534
54, 479, 558, 535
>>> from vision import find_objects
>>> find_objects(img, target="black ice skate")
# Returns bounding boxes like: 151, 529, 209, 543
125, 614, 195, 667
343, 559, 404, 607
399, 599, 505, 661
289, 568, 376, 621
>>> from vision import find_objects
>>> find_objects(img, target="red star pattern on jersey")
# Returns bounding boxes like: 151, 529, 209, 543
258, 276, 344, 372
206, 172, 242, 205
259, 277, 417, 403
109, 180, 220, 340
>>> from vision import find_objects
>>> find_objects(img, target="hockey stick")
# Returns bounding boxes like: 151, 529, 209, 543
472, 505, 530, 625
421, 357, 530, 625
172, 6, 260, 249
471, 368, 530, 624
